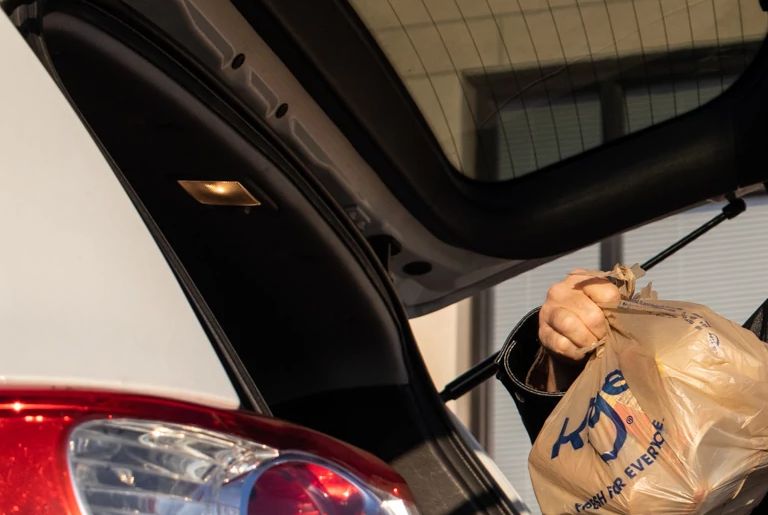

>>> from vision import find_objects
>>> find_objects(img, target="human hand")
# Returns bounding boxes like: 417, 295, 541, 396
538, 271, 621, 361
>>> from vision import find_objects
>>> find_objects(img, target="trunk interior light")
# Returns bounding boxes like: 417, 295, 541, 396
178, 180, 261, 206
0, 390, 418, 515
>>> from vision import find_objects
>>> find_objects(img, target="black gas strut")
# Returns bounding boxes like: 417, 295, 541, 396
439, 196, 746, 403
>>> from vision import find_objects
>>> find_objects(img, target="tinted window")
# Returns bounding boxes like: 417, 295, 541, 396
350, 0, 767, 181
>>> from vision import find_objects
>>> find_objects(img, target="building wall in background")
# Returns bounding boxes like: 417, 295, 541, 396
409, 299, 473, 426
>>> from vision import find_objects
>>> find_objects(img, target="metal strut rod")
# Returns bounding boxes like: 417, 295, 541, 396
439, 197, 747, 403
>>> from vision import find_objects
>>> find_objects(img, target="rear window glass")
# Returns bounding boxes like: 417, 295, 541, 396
350, 0, 768, 181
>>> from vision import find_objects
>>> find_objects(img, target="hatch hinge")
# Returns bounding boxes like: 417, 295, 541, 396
367, 234, 401, 274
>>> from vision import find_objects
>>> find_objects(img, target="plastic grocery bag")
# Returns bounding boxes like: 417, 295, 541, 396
529, 265, 768, 514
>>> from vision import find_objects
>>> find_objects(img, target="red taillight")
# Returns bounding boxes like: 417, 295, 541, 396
0, 411, 77, 514
306, 463, 361, 504
248, 461, 366, 514
0, 390, 417, 514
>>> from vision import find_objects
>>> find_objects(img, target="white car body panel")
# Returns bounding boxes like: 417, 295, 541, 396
0, 12, 239, 409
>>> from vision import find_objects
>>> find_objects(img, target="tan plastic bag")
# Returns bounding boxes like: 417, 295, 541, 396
529, 265, 768, 514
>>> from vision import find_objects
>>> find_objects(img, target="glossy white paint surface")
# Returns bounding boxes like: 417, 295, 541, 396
0, 13, 239, 409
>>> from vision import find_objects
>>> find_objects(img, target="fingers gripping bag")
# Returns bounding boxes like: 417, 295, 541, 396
529, 265, 768, 514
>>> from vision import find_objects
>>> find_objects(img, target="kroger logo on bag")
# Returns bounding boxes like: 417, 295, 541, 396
551, 369, 629, 462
